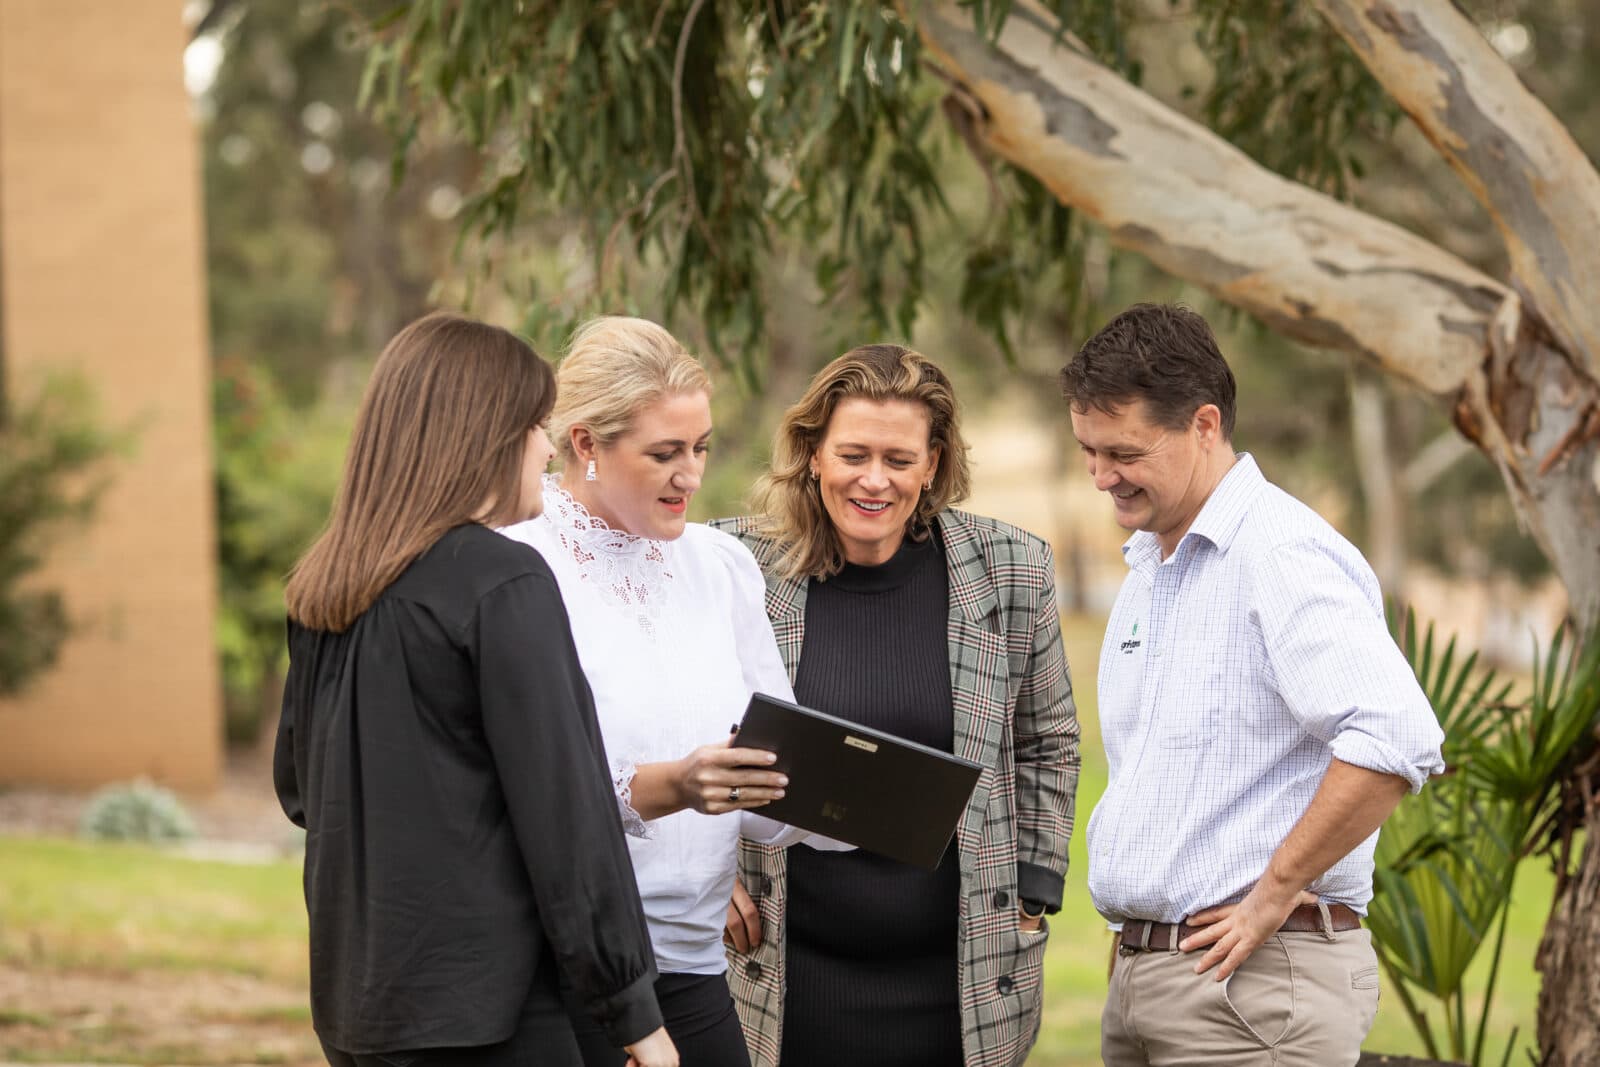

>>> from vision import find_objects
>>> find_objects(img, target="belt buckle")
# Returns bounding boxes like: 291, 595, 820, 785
1117, 920, 1153, 956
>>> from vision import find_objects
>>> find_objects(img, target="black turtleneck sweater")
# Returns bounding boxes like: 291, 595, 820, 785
780, 529, 962, 1067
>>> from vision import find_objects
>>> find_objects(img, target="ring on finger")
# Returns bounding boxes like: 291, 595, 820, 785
729, 786, 741, 802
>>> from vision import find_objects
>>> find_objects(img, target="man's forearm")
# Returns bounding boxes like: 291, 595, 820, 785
1259, 757, 1409, 900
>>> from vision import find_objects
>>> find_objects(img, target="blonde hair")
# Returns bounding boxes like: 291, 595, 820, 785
549, 316, 712, 465
285, 312, 555, 632
755, 344, 971, 581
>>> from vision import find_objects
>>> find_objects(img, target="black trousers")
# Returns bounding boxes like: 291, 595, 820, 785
320, 967, 582, 1067
568, 971, 750, 1067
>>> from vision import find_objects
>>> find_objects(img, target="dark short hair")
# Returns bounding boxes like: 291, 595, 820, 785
1060, 303, 1237, 438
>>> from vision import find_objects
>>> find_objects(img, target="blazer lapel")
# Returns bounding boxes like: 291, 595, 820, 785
938, 513, 1010, 865
762, 572, 808, 683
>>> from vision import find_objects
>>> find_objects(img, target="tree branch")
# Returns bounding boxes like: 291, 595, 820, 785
672, 0, 717, 255
912, 0, 1506, 398
1313, 0, 1600, 383
1401, 429, 1474, 494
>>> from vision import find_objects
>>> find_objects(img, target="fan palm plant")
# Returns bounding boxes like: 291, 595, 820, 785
1368, 610, 1600, 1066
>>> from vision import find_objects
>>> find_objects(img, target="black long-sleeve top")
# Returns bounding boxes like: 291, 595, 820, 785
273, 524, 661, 1055
783, 530, 964, 1066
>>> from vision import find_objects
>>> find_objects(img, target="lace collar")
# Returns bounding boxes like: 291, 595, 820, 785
541, 474, 673, 637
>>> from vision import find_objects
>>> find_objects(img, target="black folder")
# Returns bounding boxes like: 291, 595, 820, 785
735, 693, 984, 870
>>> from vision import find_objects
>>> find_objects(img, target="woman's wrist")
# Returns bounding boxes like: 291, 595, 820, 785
627, 761, 685, 821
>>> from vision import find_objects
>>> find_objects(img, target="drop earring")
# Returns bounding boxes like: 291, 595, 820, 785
585, 459, 598, 482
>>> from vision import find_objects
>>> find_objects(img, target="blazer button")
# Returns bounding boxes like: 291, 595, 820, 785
992, 890, 1009, 908
996, 975, 1015, 995
745, 960, 764, 980
760, 876, 774, 897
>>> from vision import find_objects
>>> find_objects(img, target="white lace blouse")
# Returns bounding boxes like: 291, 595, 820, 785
499, 475, 814, 974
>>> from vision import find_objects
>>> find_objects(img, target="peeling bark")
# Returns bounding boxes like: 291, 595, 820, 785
915, 1, 1500, 395
1313, 0, 1600, 384
1534, 754, 1600, 1067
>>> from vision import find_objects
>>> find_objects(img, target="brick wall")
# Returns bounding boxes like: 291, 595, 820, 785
0, 0, 221, 789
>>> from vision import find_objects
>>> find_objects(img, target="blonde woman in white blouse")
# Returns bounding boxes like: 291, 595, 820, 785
499, 316, 838, 1067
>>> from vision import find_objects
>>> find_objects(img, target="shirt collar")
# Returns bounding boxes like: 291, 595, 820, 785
1121, 452, 1263, 572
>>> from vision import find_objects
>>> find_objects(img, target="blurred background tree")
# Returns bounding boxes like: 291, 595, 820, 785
195, 0, 471, 741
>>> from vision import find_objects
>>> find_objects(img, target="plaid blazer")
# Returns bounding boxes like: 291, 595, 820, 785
713, 509, 1080, 1067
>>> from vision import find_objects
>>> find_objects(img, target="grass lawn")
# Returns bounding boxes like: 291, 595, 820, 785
0, 613, 1550, 1064
0, 834, 316, 1065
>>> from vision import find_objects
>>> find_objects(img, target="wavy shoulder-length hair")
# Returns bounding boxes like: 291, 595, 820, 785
285, 311, 555, 632
755, 343, 971, 581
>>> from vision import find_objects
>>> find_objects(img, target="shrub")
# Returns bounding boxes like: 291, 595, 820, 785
213, 357, 354, 744
78, 779, 198, 843
0, 372, 124, 696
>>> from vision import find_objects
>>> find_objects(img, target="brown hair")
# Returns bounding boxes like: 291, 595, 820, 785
755, 344, 971, 581
285, 311, 555, 632
1061, 303, 1237, 437
548, 316, 712, 467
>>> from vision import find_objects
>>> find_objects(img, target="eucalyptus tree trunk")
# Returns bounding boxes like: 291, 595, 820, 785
1533, 756, 1600, 1067
911, 1, 1600, 1059
1350, 373, 1407, 596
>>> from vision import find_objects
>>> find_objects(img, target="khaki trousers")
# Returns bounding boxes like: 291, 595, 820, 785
1101, 928, 1381, 1066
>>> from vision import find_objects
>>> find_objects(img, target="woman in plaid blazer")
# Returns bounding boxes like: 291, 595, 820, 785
715, 344, 1080, 1067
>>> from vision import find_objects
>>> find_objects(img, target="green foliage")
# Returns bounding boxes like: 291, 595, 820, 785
360, 1, 950, 379
78, 781, 198, 844
1369, 610, 1600, 1064
351, 1, 1407, 369
213, 358, 353, 744
1189, 0, 1400, 196
0, 374, 124, 697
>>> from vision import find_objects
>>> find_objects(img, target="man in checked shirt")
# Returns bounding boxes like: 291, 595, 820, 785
1061, 303, 1445, 1066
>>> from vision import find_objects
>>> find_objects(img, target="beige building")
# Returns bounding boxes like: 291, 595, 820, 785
0, 0, 221, 789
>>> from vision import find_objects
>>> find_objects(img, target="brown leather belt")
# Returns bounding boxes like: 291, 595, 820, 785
1118, 902, 1361, 954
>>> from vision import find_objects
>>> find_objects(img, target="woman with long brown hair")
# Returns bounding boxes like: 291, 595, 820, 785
274, 311, 676, 1067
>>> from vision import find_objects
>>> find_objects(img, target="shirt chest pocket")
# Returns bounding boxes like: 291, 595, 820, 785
1158, 643, 1241, 751
1155, 706, 1219, 749
1154, 643, 1227, 748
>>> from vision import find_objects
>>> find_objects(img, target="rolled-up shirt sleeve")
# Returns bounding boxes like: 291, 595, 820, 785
1254, 538, 1445, 793
474, 571, 663, 1048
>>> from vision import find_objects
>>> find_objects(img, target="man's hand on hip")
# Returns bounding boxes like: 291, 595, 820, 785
1179, 888, 1319, 981
1180, 759, 1410, 981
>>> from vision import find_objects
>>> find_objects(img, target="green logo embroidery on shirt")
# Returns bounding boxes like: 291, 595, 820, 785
1120, 620, 1143, 654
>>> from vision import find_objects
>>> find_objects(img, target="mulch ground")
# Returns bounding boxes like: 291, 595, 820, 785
0, 964, 321, 1066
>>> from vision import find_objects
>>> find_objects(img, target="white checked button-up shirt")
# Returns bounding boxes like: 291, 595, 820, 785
1086, 454, 1444, 925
